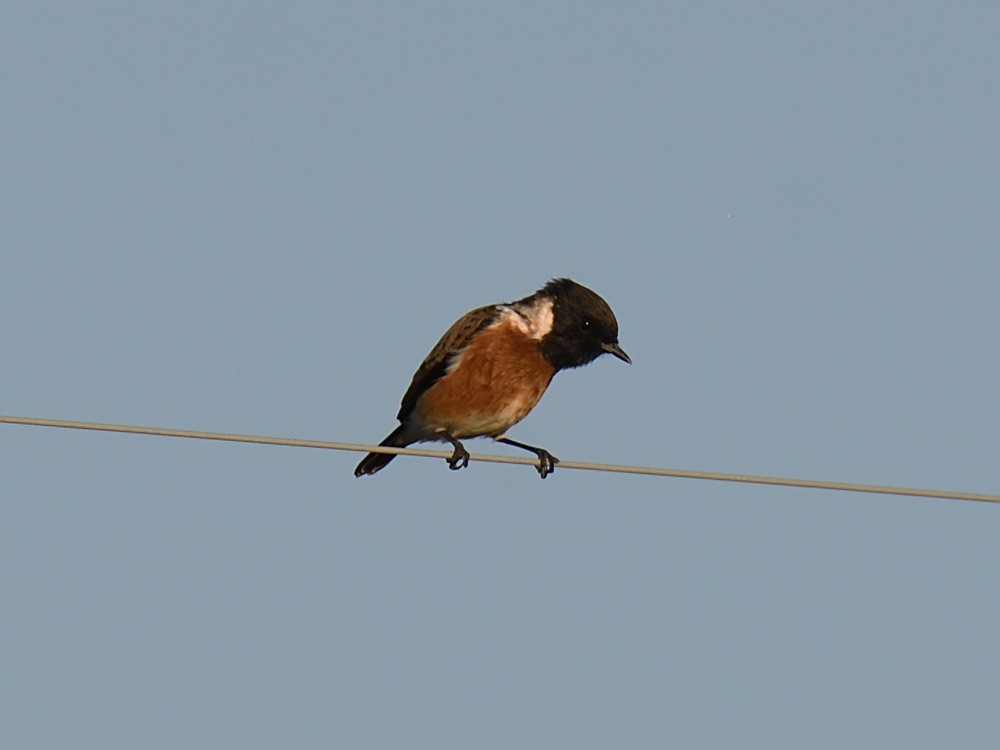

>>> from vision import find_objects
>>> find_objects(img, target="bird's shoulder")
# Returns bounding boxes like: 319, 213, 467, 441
396, 303, 503, 421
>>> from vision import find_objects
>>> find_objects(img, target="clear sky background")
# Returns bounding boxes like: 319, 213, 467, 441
3, 2, 999, 747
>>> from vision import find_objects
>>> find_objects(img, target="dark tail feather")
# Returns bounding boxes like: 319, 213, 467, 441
354, 426, 410, 477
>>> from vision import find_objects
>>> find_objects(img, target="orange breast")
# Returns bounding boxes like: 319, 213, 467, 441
414, 319, 556, 438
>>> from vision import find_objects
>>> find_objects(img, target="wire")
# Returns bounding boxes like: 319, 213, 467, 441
2, 414, 998, 504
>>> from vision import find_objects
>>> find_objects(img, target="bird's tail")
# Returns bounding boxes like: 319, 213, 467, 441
354, 425, 410, 477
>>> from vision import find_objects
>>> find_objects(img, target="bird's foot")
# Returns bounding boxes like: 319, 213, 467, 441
447, 443, 470, 471
535, 450, 559, 479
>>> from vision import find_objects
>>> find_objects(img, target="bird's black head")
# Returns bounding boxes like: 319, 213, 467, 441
532, 278, 630, 371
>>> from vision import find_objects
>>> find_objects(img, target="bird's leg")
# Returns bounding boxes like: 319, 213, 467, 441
440, 432, 470, 470
495, 436, 559, 479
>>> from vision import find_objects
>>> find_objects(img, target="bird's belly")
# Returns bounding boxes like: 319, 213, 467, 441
437, 388, 544, 438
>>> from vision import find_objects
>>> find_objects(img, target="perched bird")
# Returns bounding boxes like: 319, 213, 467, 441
354, 278, 630, 479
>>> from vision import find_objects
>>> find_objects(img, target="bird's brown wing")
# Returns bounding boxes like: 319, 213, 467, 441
397, 304, 500, 422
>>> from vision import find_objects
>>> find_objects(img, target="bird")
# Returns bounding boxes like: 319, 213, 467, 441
354, 278, 630, 479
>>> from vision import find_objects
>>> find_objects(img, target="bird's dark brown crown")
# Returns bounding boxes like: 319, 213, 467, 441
517, 278, 628, 371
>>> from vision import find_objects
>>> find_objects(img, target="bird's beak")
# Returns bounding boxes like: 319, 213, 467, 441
602, 342, 631, 364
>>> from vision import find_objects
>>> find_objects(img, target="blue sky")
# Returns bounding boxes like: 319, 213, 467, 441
3, 2, 999, 747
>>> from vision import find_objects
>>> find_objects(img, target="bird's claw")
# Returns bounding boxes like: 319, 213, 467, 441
447, 445, 470, 470
535, 451, 559, 479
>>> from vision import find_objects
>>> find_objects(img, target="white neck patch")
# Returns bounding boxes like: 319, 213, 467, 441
507, 297, 554, 340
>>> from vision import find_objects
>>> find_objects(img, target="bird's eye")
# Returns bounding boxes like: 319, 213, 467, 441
581, 319, 591, 330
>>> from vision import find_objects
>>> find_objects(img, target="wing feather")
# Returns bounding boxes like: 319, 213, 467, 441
396, 305, 500, 421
